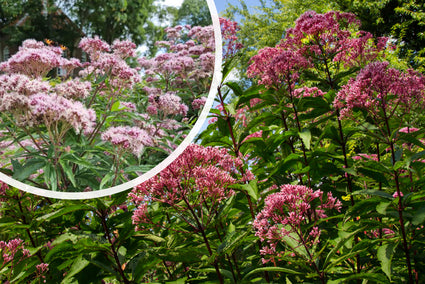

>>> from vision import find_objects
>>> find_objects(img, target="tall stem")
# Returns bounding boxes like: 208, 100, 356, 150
181, 195, 224, 284
98, 210, 130, 284
382, 110, 413, 284
217, 84, 270, 282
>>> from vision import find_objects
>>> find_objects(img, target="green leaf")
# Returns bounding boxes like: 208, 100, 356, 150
194, 268, 235, 283
412, 206, 425, 225
37, 204, 93, 221
242, 267, 302, 281
12, 158, 45, 181
133, 234, 166, 243
324, 227, 365, 270
44, 163, 58, 191
111, 100, 122, 112
356, 167, 389, 185
377, 243, 395, 280
100, 171, 114, 189
376, 201, 391, 215
59, 160, 77, 188
299, 129, 311, 150
61, 255, 90, 283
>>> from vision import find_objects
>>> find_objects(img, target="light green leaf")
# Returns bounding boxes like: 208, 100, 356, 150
299, 129, 311, 150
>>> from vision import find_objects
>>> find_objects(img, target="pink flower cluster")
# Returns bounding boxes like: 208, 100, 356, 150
54, 78, 92, 99
147, 92, 188, 116
0, 39, 81, 78
0, 238, 30, 264
334, 61, 425, 119
220, 18, 244, 59
248, 11, 388, 89
253, 184, 341, 263
247, 47, 311, 89
352, 153, 378, 161
79, 37, 140, 90
129, 144, 249, 230
138, 25, 215, 88
101, 126, 153, 157
192, 97, 207, 110
29, 93, 96, 134
293, 86, 325, 98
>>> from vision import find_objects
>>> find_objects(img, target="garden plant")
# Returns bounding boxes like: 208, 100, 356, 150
0, 9, 424, 284
0, 24, 214, 192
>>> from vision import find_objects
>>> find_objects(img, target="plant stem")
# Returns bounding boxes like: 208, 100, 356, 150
181, 195, 224, 284
382, 110, 413, 284
98, 210, 130, 284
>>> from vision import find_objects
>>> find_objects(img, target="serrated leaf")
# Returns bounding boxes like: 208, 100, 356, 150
377, 243, 395, 280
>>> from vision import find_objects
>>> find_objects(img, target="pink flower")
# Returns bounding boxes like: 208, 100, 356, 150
220, 18, 244, 59
101, 126, 153, 157
253, 184, 341, 263
352, 153, 378, 161
393, 191, 404, 198
334, 61, 425, 119
192, 97, 207, 110
129, 144, 245, 229
112, 39, 137, 59
55, 79, 92, 99
0, 39, 63, 77
79, 36, 110, 57
247, 47, 311, 89
28, 93, 96, 134
399, 127, 420, 133
293, 87, 325, 98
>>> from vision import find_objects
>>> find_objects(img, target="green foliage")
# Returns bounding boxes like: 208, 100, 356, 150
172, 0, 212, 27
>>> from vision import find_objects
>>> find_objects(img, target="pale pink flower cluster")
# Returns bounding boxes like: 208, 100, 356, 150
242, 130, 263, 143
29, 93, 96, 134
147, 92, 188, 116
253, 184, 341, 263
79, 37, 140, 90
399, 127, 419, 133
129, 144, 250, 230
79, 36, 110, 57
36, 263, 49, 274
0, 238, 30, 264
334, 61, 425, 119
138, 25, 215, 87
54, 78, 92, 99
101, 126, 153, 157
112, 39, 137, 59
0, 40, 96, 134
0, 39, 80, 78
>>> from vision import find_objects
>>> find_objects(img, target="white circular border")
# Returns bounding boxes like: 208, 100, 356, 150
0, 0, 223, 199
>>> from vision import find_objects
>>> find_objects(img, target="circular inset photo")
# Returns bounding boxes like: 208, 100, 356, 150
0, 0, 221, 198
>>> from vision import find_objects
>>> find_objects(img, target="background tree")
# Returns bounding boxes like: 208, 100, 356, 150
57, 0, 158, 46
0, 0, 83, 54
172, 0, 212, 27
